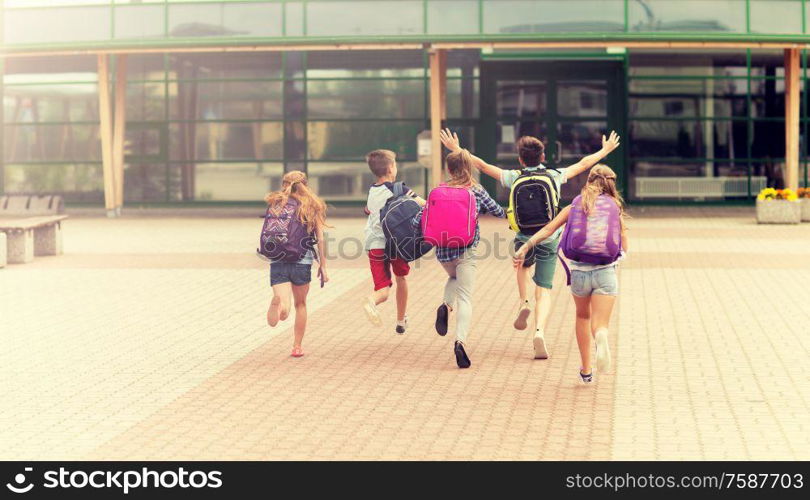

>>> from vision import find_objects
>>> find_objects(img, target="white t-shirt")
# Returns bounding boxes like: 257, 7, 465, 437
363, 182, 415, 251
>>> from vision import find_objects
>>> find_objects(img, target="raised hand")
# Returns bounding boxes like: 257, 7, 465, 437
602, 130, 621, 154
440, 128, 462, 152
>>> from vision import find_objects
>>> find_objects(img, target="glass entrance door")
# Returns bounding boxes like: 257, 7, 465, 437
480, 60, 626, 203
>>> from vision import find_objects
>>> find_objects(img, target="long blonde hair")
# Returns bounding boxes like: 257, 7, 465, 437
264, 170, 328, 232
581, 164, 626, 217
446, 149, 478, 187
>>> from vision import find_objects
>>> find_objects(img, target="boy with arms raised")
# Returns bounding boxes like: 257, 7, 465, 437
439, 129, 620, 359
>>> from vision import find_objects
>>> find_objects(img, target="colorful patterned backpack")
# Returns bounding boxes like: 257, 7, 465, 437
559, 194, 622, 282
257, 198, 315, 262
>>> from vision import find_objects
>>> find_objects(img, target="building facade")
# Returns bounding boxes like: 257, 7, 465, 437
1, 0, 809, 208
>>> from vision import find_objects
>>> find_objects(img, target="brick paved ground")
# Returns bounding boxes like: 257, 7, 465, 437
1, 208, 808, 460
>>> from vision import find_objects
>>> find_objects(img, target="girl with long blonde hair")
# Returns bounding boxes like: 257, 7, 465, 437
514, 164, 628, 384
263, 170, 329, 357
414, 148, 505, 368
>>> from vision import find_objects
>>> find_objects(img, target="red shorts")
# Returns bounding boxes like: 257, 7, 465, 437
368, 249, 410, 291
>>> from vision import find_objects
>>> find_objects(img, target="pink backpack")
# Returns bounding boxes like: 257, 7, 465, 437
421, 184, 477, 248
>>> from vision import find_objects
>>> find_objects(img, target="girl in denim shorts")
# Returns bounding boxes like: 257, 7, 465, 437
264, 171, 330, 358
514, 165, 627, 384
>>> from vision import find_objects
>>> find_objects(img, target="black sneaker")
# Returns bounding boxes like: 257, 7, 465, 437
454, 341, 471, 369
395, 317, 407, 335
435, 304, 449, 336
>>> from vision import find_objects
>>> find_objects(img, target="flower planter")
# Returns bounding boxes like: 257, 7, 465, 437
756, 199, 801, 224
802, 198, 810, 222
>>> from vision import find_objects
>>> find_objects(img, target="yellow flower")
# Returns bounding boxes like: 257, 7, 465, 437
758, 187, 778, 200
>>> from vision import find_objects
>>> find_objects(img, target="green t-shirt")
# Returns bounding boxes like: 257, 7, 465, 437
500, 165, 569, 244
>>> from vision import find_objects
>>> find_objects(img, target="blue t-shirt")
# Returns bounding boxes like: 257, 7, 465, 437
500, 165, 569, 244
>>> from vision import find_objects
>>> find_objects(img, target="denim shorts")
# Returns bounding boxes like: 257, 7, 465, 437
570, 266, 618, 297
270, 262, 312, 286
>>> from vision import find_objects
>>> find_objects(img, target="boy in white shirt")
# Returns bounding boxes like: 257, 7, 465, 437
362, 149, 425, 333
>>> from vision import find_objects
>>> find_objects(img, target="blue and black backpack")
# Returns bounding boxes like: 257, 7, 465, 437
380, 182, 432, 262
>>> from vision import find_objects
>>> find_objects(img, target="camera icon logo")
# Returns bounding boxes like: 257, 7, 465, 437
6, 467, 34, 494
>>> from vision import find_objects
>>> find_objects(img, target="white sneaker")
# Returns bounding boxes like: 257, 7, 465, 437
595, 329, 611, 373
363, 297, 382, 327
513, 301, 531, 330
533, 330, 549, 359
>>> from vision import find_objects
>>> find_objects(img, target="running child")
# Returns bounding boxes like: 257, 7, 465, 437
514, 165, 627, 384
262, 171, 330, 358
440, 128, 620, 359
362, 149, 425, 333
414, 149, 505, 369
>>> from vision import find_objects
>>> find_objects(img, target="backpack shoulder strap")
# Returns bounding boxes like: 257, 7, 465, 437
391, 181, 406, 198
557, 247, 572, 286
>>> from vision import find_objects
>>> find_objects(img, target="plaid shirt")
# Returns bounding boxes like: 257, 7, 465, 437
414, 185, 505, 262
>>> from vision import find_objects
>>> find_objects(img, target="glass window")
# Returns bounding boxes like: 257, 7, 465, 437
3, 163, 104, 202
306, 50, 425, 79
629, 0, 746, 33
285, 1, 305, 36
557, 121, 608, 161
123, 163, 169, 203
446, 78, 479, 119
170, 122, 284, 161
307, 121, 422, 161
427, 0, 480, 35
750, 0, 803, 34
496, 80, 547, 117
496, 121, 550, 162
631, 160, 706, 178
307, 79, 425, 119
168, 53, 283, 80
168, 2, 283, 38
630, 78, 749, 119
193, 163, 284, 202
4, 84, 99, 122
126, 82, 166, 122
3, 6, 112, 44
557, 80, 607, 117
306, 161, 425, 200
4, 124, 101, 162
629, 119, 747, 160
127, 55, 167, 82
629, 51, 749, 78
5, 0, 109, 6
483, 0, 624, 34
114, 5, 166, 40
752, 119, 786, 158
171, 81, 283, 121
126, 125, 165, 159
305, 0, 423, 36
3, 55, 98, 82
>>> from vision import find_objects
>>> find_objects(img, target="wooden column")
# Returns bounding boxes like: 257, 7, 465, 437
784, 48, 800, 191
113, 55, 128, 215
97, 54, 117, 217
429, 48, 447, 189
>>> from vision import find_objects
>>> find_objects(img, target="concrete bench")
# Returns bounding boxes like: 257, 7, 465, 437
0, 194, 64, 216
0, 215, 67, 264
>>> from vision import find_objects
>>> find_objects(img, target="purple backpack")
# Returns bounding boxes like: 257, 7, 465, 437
559, 194, 622, 282
257, 198, 315, 262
